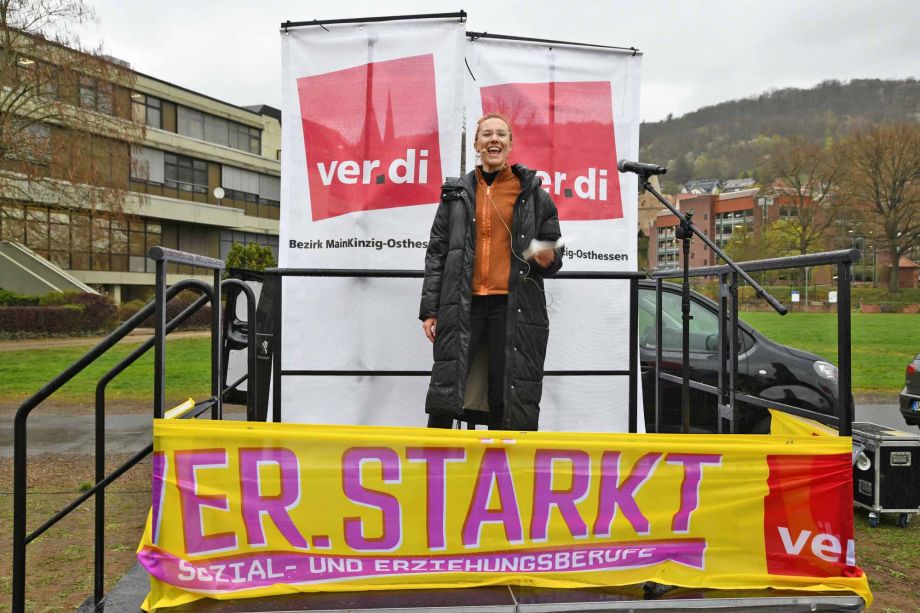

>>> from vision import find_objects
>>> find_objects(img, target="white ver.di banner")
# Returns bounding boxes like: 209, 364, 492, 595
277, 17, 464, 425
464, 36, 643, 432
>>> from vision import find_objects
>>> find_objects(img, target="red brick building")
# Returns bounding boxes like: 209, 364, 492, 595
649, 188, 765, 269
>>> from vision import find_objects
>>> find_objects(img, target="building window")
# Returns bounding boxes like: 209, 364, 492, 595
715, 210, 753, 243
11, 122, 51, 162
0, 204, 26, 243
221, 166, 279, 213
79, 78, 113, 115
0, 206, 155, 272
228, 122, 261, 154
130, 146, 166, 183
204, 114, 230, 146
165, 153, 208, 193
128, 218, 162, 272
177, 105, 261, 154
131, 92, 162, 128
16, 56, 57, 100
219, 230, 278, 261
177, 106, 205, 140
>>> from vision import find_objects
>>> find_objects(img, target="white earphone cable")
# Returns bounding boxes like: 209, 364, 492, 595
481, 174, 555, 307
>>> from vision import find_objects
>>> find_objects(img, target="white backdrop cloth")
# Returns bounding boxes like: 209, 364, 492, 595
464, 37, 643, 432
277, 20, 643, 432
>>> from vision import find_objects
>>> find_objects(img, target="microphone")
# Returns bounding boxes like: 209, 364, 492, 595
617, 159, 667, 176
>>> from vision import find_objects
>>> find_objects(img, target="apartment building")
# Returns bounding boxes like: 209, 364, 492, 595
649, 188, 763, 270
0, 38, 280, 302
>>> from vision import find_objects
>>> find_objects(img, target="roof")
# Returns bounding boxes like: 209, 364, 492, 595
718, 188, 759, 201
135, 70, 268, 118
722, 178, 757, 191
244, 105, 282, 124
682, 179, 721, 194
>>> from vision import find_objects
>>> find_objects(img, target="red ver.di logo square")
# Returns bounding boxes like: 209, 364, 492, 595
480, 81, 622, 221
297, 54, 443, 221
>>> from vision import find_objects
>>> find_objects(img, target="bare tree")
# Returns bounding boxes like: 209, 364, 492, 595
843, 123, 920, 292
766, 136, 846, 256
0, 0, 142, 220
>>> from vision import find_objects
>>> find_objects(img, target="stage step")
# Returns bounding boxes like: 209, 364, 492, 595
81, 565, 864, 613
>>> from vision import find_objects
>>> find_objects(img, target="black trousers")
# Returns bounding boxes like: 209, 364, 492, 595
428, 294, 507, 430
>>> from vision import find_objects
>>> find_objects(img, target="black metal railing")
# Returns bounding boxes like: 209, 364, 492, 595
9, 247, 257, 612
150, 247, 224, 419
262, 268, 646, 432
649, 248, 858, 437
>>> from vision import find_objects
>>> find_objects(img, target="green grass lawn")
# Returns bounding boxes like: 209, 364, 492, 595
739, 312, 919, 394
0, 337, 213, 405
0, 312, 916, 404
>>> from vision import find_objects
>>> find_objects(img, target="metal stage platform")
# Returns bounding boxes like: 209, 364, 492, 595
91, 564, 864, 613
170, 588, 864, 613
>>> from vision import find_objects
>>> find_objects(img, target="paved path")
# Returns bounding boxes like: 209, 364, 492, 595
854, 403, 910, 431
1, 403, 910, 457
0, 329, 211, 353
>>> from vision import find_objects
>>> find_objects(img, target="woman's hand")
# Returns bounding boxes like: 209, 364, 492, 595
532, 248, 556, 268
422, 317, 437, 343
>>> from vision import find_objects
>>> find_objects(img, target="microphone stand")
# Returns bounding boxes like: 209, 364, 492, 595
640, 174, 787, 434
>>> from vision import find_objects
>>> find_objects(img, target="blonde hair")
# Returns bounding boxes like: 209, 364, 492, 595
475, 113, 512, 142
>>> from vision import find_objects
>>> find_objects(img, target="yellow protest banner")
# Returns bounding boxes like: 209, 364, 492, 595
139, 420, 870, 610
769, 408, 839, 436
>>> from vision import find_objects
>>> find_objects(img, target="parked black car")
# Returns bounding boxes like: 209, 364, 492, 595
638, 280, 840, 434
899, 352, 920, 430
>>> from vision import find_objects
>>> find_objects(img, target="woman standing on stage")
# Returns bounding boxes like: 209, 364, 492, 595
419, 114, 563, 431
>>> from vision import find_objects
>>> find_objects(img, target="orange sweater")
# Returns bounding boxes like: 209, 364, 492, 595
472, 166, 518, 295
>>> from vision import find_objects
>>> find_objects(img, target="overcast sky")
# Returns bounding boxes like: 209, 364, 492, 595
80, 0, 919, 123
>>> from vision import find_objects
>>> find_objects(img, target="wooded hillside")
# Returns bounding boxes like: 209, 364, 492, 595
639, 79, 920, 190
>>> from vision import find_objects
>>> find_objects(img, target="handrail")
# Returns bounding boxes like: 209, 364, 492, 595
650, 248, 859, 278
12, 248, 227, 612
648, 249, 855, 437
149, 246, 224, 419
12, 284, 192, 610
148, 246, 225, 270
264, 268, 647, 280
91, 282, 212, 605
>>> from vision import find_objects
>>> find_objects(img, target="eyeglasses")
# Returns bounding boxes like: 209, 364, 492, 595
478, 130, 510, 140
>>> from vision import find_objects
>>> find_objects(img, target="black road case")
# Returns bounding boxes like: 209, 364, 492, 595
852, 422, 920, 527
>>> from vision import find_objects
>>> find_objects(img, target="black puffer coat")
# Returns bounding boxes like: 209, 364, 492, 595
419, 164, 562, 430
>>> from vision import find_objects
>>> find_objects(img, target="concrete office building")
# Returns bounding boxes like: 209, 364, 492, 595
0, 39, 281, 303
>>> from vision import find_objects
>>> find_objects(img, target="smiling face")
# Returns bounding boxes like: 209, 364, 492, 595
475, 116, 512, 172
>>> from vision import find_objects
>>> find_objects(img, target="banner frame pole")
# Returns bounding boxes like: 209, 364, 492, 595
282, 11, 466, 31
466, 31, 641, 55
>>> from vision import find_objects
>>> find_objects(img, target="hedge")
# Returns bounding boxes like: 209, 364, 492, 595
114, 292, 213, 330
0, 305, 85, 336
138, 296, 212, 330
0, 289, 41, 306
0, 290, 118, 337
